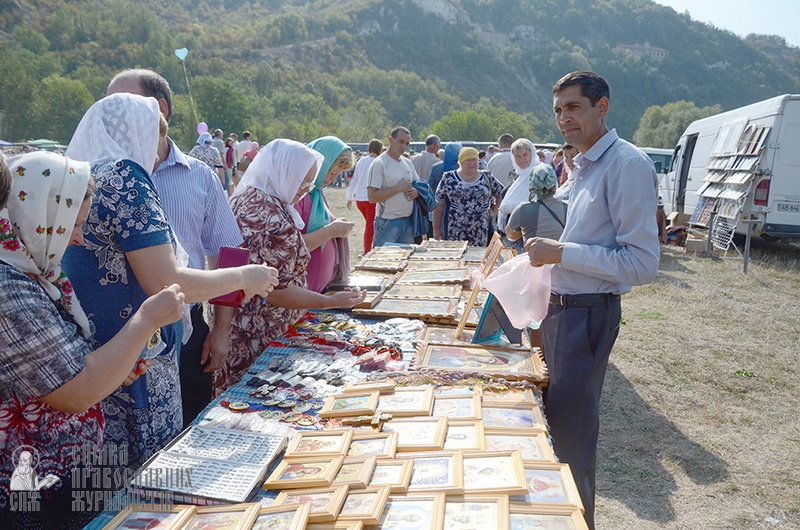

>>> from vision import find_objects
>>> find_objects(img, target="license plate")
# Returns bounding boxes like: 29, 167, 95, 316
776, 203, 800, 213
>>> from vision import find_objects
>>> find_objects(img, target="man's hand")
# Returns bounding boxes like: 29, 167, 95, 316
201, 327, 230, 372
394, 179, 413, 197
525, 237, 565, 266
403, 187, 420, 201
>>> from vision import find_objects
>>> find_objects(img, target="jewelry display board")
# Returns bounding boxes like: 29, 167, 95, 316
131, 451, 269, 504
129, 427, 286, 504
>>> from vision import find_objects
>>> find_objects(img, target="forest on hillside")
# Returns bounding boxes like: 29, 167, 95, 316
1, 0, 798, 152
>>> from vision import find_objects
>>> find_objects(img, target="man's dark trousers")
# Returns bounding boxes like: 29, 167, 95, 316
542, 294, 621, 530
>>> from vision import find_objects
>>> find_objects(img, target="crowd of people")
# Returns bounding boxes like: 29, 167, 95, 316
0, 68, 660, 530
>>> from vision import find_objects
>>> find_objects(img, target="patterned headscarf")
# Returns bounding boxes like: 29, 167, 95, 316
197, 132, 213, 145
0, 151, 92, 336
529, 163, 558, 201
232, 139, 324, 229
66, 92, 161, 173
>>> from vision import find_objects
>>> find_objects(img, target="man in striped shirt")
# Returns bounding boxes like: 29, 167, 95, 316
107, 69, 244, 427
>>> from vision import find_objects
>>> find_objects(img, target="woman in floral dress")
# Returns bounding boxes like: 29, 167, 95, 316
433, 147, 504, 246
63, 93, 277, 469
214, 139, 365, 395
0, 152, 184, 528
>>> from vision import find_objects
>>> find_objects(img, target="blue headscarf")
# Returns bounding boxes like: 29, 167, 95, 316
306, 136, 351, 234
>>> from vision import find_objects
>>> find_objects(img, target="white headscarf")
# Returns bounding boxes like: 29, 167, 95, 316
0, 152, 92, 336
66, 92, 161, 172
197, 132, 212, 146
543, 149, 555, 165
499, 139, 540, 216
231, 139, 324, 229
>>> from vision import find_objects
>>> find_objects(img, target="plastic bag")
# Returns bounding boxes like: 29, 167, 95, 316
482, 254, 552, 328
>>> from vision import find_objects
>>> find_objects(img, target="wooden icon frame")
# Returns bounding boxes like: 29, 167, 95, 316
336, 485, 392, 525
252, 503, 311, 530
273, 485, 350, 524
367, 458, 414, 493
188, 503, 261, 530
283, 429, 353, 461
263, 456, 343, 490
462, 450, 528, 496
319, 391, 379, 419
381, 417, 448, 452
331, 455, 378, 490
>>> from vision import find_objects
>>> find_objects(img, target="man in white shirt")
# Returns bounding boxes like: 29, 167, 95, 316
347, 139, 383, 253
487, 133, 515, 187
411, 134, 440, 182
367, 126, 420, 247
235, 131, 252, 169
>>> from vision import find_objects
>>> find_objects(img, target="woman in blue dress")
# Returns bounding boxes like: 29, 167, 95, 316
63, 93, 278, 469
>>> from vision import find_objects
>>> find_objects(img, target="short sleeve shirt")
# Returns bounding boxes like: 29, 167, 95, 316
0, 263, 104, 493
368, 153, 418, 219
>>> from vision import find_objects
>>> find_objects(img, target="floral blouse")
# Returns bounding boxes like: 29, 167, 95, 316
435, 169, 504, 246
61, 159, 181, 471
213, 187, 310, 396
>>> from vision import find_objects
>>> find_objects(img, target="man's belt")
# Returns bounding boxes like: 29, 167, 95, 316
549, 293, 620, 307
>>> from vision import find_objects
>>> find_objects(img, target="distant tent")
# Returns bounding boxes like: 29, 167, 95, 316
26, 139, 68, 150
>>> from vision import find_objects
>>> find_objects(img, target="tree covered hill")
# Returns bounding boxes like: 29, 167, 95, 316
1, 0, 798, 151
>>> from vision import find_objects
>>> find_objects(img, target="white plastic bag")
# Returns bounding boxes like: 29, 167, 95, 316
482, 254, 552, 328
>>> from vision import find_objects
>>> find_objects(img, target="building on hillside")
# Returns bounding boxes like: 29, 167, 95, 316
616, 41, 669, 61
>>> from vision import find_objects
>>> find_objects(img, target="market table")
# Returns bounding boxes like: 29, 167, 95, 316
85, 240, 587, 529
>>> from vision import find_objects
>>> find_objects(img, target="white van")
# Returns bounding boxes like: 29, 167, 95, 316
666, 94, 800, 240
641, 147, 674, 212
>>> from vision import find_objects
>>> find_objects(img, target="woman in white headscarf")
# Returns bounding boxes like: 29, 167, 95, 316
0, 152, 184, 528
63, 93, 278, 469
497, 138, 541, 252
189, 131, 225, 184
214, 139, 366, 395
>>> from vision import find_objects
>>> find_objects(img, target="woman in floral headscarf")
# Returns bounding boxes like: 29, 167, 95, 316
214, 139, 365, 395
0, 152, 184, 528
63, 93, 277, 469
505, 163, 567, 244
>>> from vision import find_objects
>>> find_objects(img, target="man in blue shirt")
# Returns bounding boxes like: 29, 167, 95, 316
107, 69, 244, 426
526, 70, 660, 530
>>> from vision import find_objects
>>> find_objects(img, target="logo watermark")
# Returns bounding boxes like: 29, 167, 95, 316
8, 442, 192, 513
8, 445, 59, 512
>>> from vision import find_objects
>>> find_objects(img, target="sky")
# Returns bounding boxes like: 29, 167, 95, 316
653, 0, 800, 48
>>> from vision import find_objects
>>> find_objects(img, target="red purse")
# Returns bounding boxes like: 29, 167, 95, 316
209, 246, 251, 307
